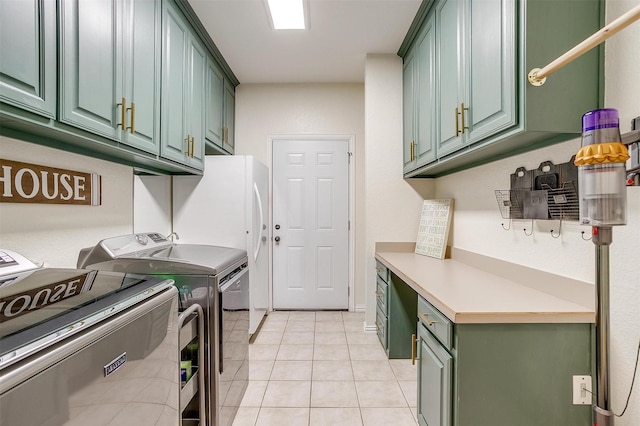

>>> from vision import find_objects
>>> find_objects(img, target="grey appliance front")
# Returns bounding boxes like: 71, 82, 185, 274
77, 233, 249, 426
0, 266, 179, 426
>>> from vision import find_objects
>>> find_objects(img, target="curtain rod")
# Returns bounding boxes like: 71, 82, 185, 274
528, 3, 640, 87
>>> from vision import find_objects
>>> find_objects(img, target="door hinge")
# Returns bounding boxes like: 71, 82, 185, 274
348, 220, 351, 231
348, 151, 352, 164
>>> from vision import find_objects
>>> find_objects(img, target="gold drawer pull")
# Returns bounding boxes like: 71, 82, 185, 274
419, 313, 437, 327
411, 333, 418, 365
126, 102, 135, 134
117, 97, 126, 129
460, 102, 469, 134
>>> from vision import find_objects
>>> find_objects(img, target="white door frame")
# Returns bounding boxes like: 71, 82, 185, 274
267, 134, 355, 312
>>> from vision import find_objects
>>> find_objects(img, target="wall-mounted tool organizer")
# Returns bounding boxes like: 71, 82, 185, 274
495, 157, 580, 224
623, 115, 640, 185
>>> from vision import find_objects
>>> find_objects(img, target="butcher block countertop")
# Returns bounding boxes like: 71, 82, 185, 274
375, 242, 595, 324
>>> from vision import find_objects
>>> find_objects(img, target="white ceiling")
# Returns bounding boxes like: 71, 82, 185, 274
188, 0, 423, 84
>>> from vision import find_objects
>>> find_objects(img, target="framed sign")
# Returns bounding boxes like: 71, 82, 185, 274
415, 199, 453, 259
0, 159, 101, 206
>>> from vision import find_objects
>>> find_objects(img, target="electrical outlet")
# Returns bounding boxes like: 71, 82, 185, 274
573, 375, 592, 405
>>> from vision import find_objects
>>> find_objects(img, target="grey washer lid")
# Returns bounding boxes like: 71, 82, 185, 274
84, 244, 247, 277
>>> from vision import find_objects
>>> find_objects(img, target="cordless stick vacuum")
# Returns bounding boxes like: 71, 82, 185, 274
575, 108, 630, 426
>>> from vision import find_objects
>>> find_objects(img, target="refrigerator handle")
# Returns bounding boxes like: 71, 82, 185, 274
253, 183, 265, 262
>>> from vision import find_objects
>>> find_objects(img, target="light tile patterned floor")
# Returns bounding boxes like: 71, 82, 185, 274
232, 311, 418, 426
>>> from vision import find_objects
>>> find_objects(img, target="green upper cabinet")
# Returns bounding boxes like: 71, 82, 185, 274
205, 57, 235, 155
400, 0, 601, 177
59, 0, 161, 155
0, 0, 56, 119
403, 10, 437, 175
161, 0, 205, 171
206, 58, 225, 149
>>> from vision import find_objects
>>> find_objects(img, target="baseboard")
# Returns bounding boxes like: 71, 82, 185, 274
363, 322, 377, 333
354, 304, 366, 313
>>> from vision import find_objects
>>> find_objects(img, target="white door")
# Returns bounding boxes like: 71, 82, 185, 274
272, 138, 350, 309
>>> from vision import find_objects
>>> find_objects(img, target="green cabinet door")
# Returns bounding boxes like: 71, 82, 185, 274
206, 58, 225, 148
463, 0, 515, 144
402, 51, 416, 173
414, 12, 437, 168
222, 80, 235, 154
121, 0, 161, 154
161, 0, 189, 164
435, 0, 464, 158
187, 36, 206, 170
0, 0, 56, 119
60, 0, 122, 140
417, 323, 452, 426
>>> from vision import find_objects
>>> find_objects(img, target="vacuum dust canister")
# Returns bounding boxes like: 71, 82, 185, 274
574, 108, 629, 227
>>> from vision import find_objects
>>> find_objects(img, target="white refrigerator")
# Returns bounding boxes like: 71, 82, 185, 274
173, 156, 269, 335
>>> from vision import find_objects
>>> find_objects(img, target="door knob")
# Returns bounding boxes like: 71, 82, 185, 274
274, 236, 281, 243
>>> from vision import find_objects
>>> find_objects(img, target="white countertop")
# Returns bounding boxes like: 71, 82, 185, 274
375, 243, 595, 324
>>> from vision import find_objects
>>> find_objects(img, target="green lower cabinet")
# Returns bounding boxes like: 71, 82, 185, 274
386, 272, 418, 359
454, 323, 593, 425
417, 321, 452, 426
417, 315, 594, 425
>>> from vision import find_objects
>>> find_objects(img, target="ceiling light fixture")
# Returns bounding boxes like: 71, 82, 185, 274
267, 0, 306, 30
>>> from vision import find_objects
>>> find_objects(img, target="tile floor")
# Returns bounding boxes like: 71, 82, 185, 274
232, 311, 418, 426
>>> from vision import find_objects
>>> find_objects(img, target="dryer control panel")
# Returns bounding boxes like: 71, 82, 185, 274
99, 233, 173, 258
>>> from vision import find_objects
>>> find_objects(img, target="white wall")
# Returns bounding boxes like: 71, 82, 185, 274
364, 54, 435, 326
433, 2, 640, 423
133, 175, 172, 236
0, 136, 133, 267
235, 83, 368, 309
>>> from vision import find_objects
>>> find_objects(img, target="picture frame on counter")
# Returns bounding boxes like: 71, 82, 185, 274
415, 198, 453, 259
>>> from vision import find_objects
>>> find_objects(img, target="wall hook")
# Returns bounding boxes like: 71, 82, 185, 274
501, 219, 512, 231
523, 220, 534, 236
550, 220, 562, 238
581, 230, 592, 241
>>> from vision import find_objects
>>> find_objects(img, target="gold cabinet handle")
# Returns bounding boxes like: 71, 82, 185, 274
126, 102, 135, 134
455, 107, 461, 136
222, 126, 228, 143
117, 97, 126, 129
411, 333, 418, 365
190, 136, 195, 158
461, 102, 469, 134
185, 134, 191, 156
419, 312, 437, 327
